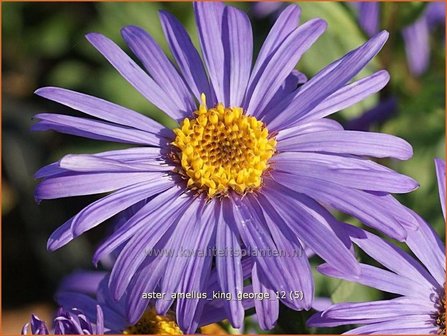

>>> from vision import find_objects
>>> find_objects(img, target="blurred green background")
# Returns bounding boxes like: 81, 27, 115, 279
2, 2, 445, 334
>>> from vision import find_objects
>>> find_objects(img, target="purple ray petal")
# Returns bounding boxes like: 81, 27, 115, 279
33, 113, 164, 146
246, 18, 326, 116
300, 70, 390, 123
121, 25, 196, 114
35, 171, 163, 200
176, 202, 217, 333
156, 198, 208, 315
57, 271, 106, 295
260, 183, 360, 278
232, 195, 313, 310
345, 315, 436, 334
267, 31, 388, 130
109, 193, 194, 300
318, 263, 430, 299
272, 152, 418, 193
86, 33, 182, 120
70, 177, 174, 237
251, 263, 279, 330
435, 158, 446, 219
276, 119, 343, 141
406, 210, 445, 287
357, 2, 380, 37
215, 198, 245, 327
322, 298, 433, 321
345, 225, 438, 290
35, 87, 167, 136
271, 172, 415, 241
222, 6, 253, 107
277, 130, 413, 160
245, 4, 300, 111
402, 18, 430, 76
249, 194, 313, 309
159, 10, 214, 103
47, 217, 74, 251
92, 186, 183, 264
194, 2, 226, 103
59, 154, 172, 173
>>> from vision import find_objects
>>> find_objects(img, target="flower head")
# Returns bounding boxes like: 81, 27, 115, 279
22, 306, 104, 335
54, 269, 255, 334
34, 2, 418, 332
308, 158, 446, 334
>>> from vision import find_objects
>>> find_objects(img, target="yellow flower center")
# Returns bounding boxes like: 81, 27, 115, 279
124, 308, 182, 335
172, 94, 276, 197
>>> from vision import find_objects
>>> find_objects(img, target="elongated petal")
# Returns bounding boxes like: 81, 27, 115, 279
251, 263, 279, 330
35, 87, 167, 136
277, 130, 413, 160
272, 152, 418, 193
246, 19, 326, 116
357, 2, 380, 36
406, 210, 445, 286
215, 198, 244, 327
345, 225, 437, 290
35, 171, 162, 200
232, 196, 313, 310
109, 193, 193, 299
318, 263, 430, 299
159, 10, 214, 103
268, 31, 388, 130
272, 172, 414, 240
125, 257, 167, 324
86, 33, 182, 120
47, 217, 74, 251
176, 203, 216, 333
59, 155, 172, 173
70, 177, 173, 236
92, 186, 183, 264
260, 183, 360, 277
121, 26, 196, 113
403, 18, 430, 76
276, 119, 343, 141
194, 2, 226, 103
33, 114, 163, 146
345, 315, 436, 334
222, 6, 253, 106
300, 70, 390, 123
322, 298, 433, 321
246, 4, 300, 110
249, 194, 313, 309
435, 158, 446, 219
157, 198, 207, 315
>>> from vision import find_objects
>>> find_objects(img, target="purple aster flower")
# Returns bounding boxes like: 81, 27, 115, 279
402, 2, 446, 76
355, 2, 445, 76
55, 269, 256, 334
308, 158, 446, 334
355, 2, 380, 37
251, 2, 284, 19
34, 2, 419, 332
22, 306, 104, 335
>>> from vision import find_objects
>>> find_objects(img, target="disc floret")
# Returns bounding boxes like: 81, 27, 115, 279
172, 94, 276, 197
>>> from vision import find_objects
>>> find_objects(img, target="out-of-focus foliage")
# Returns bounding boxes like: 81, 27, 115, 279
2, 2, 445, 334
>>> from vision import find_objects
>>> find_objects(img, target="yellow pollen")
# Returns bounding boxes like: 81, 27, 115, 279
124, 308, 182, 335
172, 94, 276, 197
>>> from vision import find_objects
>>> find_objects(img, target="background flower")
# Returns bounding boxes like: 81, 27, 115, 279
2, 2, 445, 334
308, 158, 445, 334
